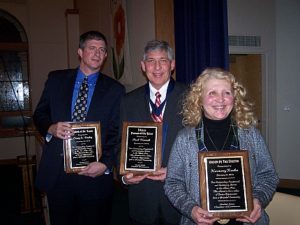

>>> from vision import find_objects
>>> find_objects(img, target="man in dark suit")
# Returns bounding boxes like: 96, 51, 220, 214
33, 31, 125, 225
120, 40, 187, 225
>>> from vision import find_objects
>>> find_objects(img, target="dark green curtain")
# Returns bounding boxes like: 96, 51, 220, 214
174, 0, 229, 84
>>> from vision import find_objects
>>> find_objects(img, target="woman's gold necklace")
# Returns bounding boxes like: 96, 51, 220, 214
205, 126, 231, 150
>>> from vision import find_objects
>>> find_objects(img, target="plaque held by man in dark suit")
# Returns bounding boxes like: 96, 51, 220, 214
198, 150, 253, 219
120, 121, 162, 175
63, 122, 101, 173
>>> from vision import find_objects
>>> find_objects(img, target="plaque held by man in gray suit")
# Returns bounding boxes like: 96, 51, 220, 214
120, 121, 162, 175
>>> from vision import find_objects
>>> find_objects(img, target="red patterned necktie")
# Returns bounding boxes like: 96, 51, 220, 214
151, 91, 163, 122
72, 76, 89, 122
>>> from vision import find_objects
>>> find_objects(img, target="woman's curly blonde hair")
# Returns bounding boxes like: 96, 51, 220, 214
181, 68, 257, 128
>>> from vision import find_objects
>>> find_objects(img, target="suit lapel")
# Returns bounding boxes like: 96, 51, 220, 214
142, 84, 154, 121
163, 83, 179, 124
86, 74, 106, 119
61, 70, 77, 120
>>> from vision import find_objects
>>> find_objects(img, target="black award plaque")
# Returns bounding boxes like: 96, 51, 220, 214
120, 121, 162, 175
199, 150, 253, 218
63, 122, 101, 173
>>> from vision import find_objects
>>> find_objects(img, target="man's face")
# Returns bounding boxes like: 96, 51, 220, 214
78, 39, 107, 75
141, 50, 175, 90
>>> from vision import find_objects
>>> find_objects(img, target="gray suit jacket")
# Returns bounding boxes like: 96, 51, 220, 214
120, 80, 187, 224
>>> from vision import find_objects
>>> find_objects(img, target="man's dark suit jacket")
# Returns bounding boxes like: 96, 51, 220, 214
120, 80, 187, 224
33, 69, 125, 198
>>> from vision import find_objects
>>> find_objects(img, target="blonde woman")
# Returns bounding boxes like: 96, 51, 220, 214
164, 68, 278, 225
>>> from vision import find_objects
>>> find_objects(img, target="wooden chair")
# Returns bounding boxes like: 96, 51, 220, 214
17, 154, 36, 213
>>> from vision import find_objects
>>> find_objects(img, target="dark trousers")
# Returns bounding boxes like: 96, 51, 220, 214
48, 196, 112, 225
214, 220, 243, 225
47, 173, 113, 225
130, 218, 179, 225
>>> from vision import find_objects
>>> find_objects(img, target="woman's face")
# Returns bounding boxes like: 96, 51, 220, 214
202, 78, 234, 120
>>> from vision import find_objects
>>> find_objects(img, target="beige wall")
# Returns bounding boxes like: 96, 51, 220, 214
0, 0, 155, 159
227, 0, 276, 164
228, 0, 300, 180
125, 0, 155, 91
275, 0, 300, 179
76, 0, 112, 75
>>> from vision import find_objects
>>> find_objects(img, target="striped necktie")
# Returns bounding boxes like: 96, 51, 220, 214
151, 91, 163, 122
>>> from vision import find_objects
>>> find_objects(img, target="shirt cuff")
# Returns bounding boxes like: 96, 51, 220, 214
45, 133, 53, 142
121, 176, 128, 185
104, 168, 111, 175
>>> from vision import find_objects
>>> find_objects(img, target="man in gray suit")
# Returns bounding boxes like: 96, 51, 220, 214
120, 40, 187, 225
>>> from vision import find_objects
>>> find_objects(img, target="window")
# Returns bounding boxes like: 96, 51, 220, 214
0, 9, 32, 137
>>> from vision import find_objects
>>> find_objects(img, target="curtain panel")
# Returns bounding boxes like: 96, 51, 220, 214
174, 0, 229, 84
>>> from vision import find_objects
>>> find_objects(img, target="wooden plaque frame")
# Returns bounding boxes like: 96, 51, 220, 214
63, 122, 101, 173
119, 121, 162, 175
199, 150, 253, 218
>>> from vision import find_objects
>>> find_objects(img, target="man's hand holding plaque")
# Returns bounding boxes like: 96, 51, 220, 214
147, 167, 167, 181
119, 121, 163, 176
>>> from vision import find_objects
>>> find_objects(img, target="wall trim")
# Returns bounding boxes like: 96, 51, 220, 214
279, 179, 300, 189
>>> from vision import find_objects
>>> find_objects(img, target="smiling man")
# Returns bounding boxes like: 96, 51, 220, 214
119, 40, 187, 225
33, 31, 125, 225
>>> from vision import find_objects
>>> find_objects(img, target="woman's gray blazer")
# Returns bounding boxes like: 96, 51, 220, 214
164, 126, 279, 225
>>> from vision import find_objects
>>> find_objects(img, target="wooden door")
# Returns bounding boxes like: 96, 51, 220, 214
229, 54, 262, 131
154, 0, 176, 78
